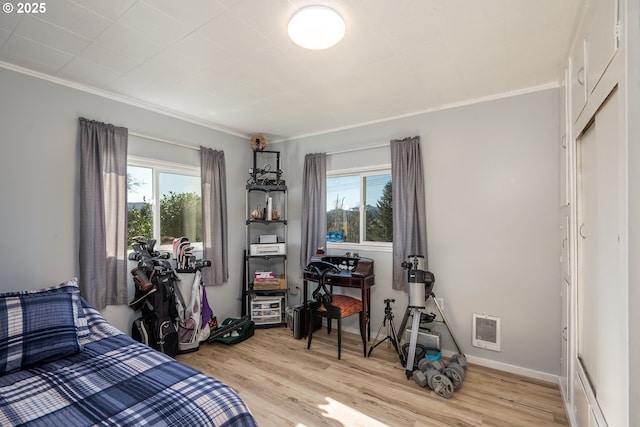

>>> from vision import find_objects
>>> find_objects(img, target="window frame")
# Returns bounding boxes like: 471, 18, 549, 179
127, 155, 202, 251
326, 165, 392, 252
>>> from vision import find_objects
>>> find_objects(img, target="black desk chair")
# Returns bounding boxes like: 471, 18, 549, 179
305, 261, 366, 360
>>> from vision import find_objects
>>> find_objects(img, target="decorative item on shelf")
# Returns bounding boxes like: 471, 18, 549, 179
249, 134, 267, 151
251, 203, 263, 220
316, 246, 325, 257
271, 207, 280, 220
266, 197, 273, 221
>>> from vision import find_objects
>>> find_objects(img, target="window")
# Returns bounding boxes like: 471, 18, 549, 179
326, 168, 392, 246
127, 157, 202, 249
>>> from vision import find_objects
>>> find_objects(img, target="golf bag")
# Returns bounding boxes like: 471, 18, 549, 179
174, 270, 214, 354
129, 237, 179, 357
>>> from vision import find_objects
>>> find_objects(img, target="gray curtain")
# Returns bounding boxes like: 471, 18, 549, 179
201, 147, 228, 285
79, 117, 128, 310
391, 136, 428, 290
300, 153, 327, 271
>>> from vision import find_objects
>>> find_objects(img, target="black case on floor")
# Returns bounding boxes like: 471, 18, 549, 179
293, 305, 321, 339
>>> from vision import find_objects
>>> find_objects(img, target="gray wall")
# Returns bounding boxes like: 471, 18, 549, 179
0, 68, 250, 333
279, 88, 562, 376
0, 66, 562, 377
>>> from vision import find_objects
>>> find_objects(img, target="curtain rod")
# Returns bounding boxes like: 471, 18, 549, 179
326, 142, 389, 156
128, 131, 200, 151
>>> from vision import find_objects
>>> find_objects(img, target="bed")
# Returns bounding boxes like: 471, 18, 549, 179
0, 279, 258, 427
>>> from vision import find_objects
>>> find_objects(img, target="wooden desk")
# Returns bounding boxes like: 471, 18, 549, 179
303, 258, 375, 340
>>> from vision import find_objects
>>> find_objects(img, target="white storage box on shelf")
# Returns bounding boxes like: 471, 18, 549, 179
250, 243, 286, 256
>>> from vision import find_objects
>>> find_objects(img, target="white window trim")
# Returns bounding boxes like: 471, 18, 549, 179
127, 155, 202, 251
327, 164, 392, 252
128, 155, 200, 177
327, 241, 392, 253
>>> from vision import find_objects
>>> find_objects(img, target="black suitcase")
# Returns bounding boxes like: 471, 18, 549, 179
293, 305, 321, 339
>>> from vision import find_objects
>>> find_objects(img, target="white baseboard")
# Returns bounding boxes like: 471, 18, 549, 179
439, 348, 559, 384
344, 324, 560, 384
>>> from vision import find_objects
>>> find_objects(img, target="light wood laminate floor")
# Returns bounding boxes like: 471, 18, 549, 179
177, 326, 568, 427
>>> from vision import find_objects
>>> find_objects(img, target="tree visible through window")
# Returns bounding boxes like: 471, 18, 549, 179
365, 179, 392, 241
127, 162, 202, 248
127, 171, 153, 244
326, 170, 392, 244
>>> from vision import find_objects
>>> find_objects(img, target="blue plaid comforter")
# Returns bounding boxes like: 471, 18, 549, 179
0, 302, 258, 427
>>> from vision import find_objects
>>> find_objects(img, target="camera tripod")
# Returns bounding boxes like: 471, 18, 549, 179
367, 299, 406, 366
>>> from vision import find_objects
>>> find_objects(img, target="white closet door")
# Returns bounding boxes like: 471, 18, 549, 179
577, 88, 626, 426
585, 0, 619, 95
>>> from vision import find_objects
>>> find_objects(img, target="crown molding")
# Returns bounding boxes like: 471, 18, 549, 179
0, 61, 249, 139
2, 61, 559, 144
276, 81, 561, 142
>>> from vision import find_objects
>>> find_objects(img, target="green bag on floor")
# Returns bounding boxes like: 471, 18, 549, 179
211, 317, 255, 344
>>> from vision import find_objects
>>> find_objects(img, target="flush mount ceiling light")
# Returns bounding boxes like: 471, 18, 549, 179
288, 6, 345, 50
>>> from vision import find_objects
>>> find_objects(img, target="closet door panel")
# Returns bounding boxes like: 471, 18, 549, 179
577, 89, 625, 427
585, 0, 619, 95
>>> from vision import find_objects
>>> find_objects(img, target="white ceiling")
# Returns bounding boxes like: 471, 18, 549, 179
0, 0, 584, 140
